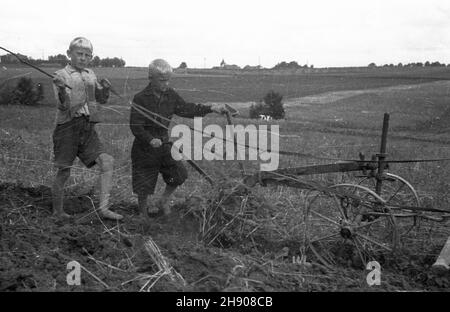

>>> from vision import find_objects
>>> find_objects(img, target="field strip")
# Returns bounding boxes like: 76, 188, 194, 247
284, 80, 450, 107
180, 81, 450, 110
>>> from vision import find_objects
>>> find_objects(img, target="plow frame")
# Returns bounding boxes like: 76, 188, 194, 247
239, 113, 450, 267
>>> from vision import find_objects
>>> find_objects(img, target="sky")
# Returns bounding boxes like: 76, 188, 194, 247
1, 0, 450, 68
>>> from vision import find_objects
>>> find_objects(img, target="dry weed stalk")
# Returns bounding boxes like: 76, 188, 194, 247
136, 236, 186, 291
192, 176, 302, 250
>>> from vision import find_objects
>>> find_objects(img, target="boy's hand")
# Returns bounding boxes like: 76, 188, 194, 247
150, 138, 162, 148
99, 78, 112, 89
53, 76, 67, 91
53, 76, 68, 104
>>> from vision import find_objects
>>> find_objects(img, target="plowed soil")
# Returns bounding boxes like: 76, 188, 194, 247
1, 182, 449, 292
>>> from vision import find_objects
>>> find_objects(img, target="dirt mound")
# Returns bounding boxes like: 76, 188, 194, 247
0, 182, 449, 291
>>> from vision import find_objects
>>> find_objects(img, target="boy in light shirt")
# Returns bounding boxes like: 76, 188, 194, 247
52, 37, 122, 220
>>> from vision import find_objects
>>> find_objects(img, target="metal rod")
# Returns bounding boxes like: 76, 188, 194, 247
225, 110, 245, 177
376, 113, 390, 195
0, 46, 72, 89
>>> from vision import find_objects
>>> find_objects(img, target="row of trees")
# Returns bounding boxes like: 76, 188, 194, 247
90, 56, 126, 67
272, 61, 314, 70
368, 61, 448, 68
179, 59, 450, 71
0, 53, 126, 67
177, 60, 314, 71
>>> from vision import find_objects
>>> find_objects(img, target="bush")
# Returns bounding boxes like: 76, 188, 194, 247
249, 101, 267, 119
0, 83, 15, 105
263, 90, 285, 119
0, 77, 44, 106
249, 91, 285, 120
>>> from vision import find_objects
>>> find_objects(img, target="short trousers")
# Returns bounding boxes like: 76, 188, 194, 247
131, 140, 188, 195
52, 116, 105, 169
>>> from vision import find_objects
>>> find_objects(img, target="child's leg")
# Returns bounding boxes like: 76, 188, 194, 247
96, 153, 114, 212
138, 193, 150, 218
52, 119, 80, 218
131, 140, 160, 218
162, 184, 177, 199
52, 168, 71, 218
157, 184, 178, 214
159, 158, 188, 215
79, 121, 122, 221
96, 153, 123, 220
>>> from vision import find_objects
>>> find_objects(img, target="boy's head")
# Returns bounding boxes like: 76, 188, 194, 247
67, 37, 93, 69
148, 59, 172, 93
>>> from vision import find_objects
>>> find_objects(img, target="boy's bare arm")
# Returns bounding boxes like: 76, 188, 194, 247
53, 75, 69, 110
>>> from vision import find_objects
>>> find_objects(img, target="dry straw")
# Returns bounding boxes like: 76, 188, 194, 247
136, 236, 186, 291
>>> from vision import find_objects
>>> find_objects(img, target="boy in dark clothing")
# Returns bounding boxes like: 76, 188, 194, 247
130, 59, 226, 219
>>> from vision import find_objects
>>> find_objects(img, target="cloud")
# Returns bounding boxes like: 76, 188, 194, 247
2, 0, 450, 67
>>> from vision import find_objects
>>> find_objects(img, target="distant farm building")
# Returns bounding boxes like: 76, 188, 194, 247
214, 59, 241, 70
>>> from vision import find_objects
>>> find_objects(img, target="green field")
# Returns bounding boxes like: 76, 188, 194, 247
3, 65, 450, 104
1, 66, 450, 291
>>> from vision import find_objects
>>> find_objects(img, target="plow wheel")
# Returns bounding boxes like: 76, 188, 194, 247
358, 173, 420, 238
304, 184, 399, 268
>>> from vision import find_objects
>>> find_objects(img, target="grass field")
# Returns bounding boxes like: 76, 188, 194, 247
1, 66, 450, 291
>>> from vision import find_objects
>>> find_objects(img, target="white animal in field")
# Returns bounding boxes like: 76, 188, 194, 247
259, 114, 272, 121
2, 66, 7, 70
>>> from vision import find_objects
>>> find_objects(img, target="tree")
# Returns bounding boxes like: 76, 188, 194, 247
0, 53, 29, 64
91, 56, 101, 67
431, 61, 444, 67
0, 77, 43, 106
272, 61, 301, 70
368, 62, 377, 68
179, 62, 187, 69
263, 90, 285, 119
115, 57, 126, 67
90, 56, 125, 68
249, 91, 285, 120
249, 101, 267, 119
48, 54, 68, 66
288, 61, 300, 68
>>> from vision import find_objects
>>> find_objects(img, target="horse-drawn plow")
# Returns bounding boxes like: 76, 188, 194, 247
230, 113, 450, 269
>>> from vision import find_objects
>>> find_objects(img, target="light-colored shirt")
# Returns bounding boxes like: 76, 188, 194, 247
53, 64, 107, 124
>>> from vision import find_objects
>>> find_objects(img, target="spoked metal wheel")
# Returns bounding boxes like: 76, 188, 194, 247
358, 173, 420, 238
304, 184, 398, 267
